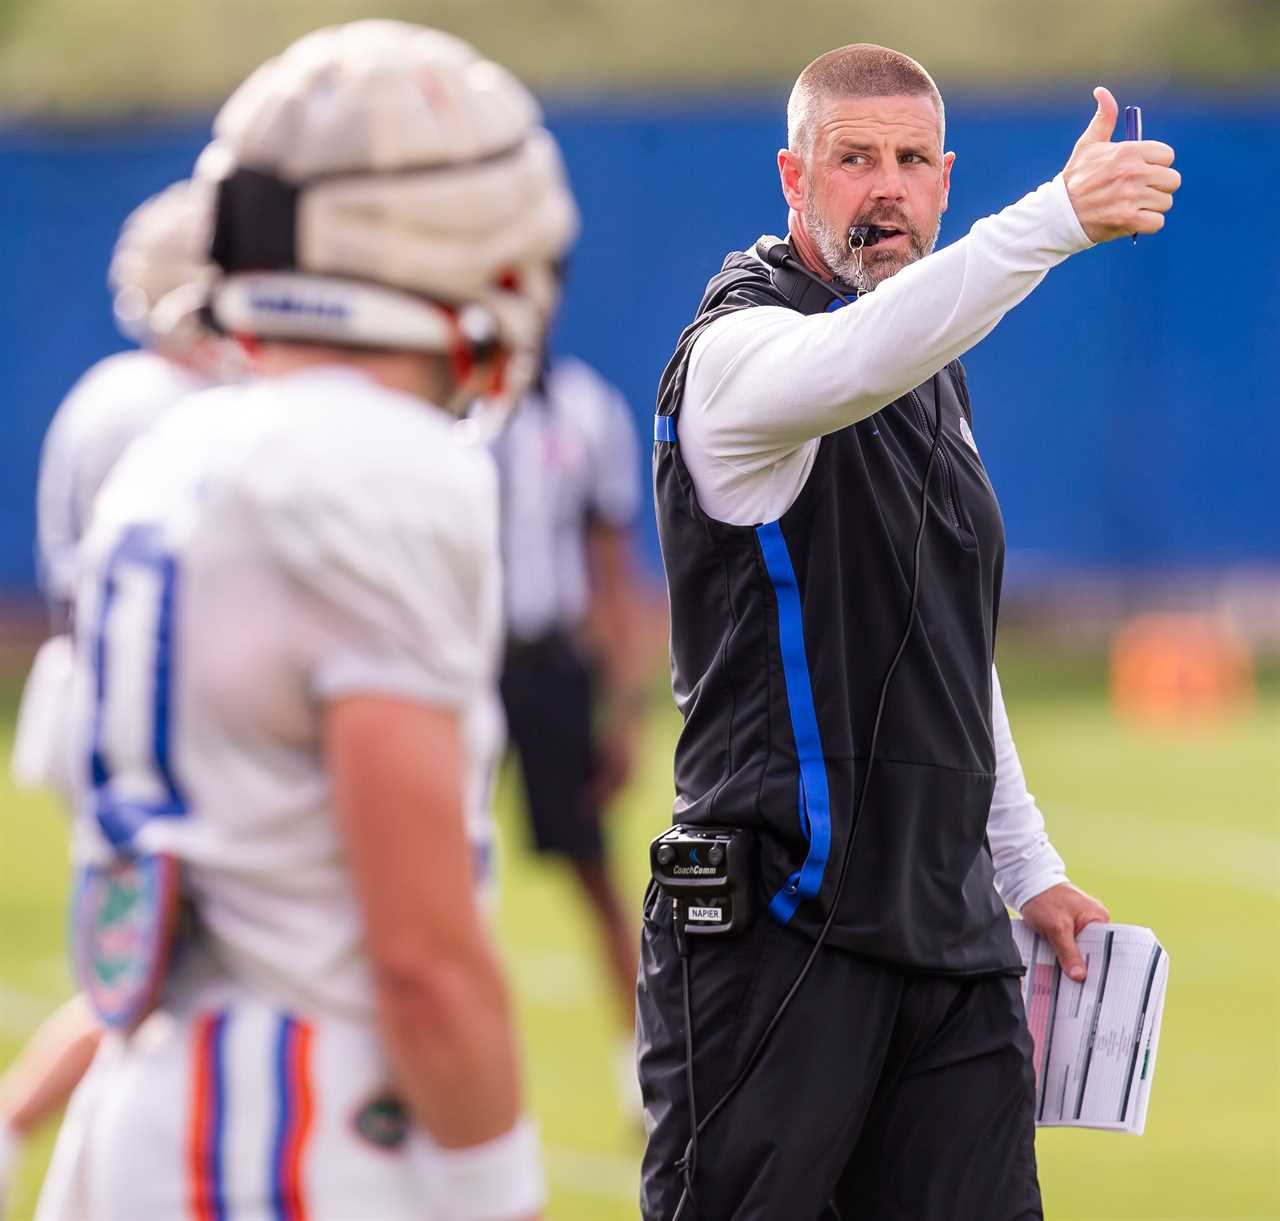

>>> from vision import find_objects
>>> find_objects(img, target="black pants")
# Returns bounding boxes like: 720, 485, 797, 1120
500, 630, 604, 860
637, 887, 1042, 1221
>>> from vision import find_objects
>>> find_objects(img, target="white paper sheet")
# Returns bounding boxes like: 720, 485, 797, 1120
1012, 920, 1168, 1134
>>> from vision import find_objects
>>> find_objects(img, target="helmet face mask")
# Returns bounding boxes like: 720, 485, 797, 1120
199, 20, 580, 410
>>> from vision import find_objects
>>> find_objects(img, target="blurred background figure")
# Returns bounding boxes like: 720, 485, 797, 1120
2, 183, 230, 1213
12, 179, 230, 794
0, 3, 1277, 1219
492, 347, 648, 1119
35, 179, 229, 635
0, 997, 98, 1220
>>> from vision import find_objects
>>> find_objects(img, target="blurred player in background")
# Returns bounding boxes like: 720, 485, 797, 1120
35, 21, 577, 1221
12, 178, 229, 792
36, 179, 231, 635
2, 180, 230, 1210
492, 347, 648, 1115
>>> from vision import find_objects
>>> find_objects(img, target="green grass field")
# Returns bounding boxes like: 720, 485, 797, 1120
2, 646, 1277, 1220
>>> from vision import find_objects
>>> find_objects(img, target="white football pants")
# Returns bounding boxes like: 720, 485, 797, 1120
35, 979, 443, 1220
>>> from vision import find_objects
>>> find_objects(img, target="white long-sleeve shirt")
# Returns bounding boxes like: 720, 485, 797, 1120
678, 174, 1090, 911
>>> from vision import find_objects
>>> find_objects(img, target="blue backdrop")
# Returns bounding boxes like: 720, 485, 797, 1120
1, 95, 1277, 590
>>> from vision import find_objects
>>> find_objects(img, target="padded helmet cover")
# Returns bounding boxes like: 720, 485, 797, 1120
203, 22, 579, 367
109, 179, 215, 351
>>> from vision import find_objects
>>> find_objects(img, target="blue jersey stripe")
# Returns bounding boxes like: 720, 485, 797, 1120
755, 521, 832, 923
209, 1011, 229, 1221
654, 414, 677, 443
151, 553, 187, 815
270, 1016, 294, 1221
87, 536, 123, 806
89, 525, 188, 849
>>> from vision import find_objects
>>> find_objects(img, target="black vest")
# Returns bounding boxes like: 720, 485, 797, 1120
654, 247, 1021, 976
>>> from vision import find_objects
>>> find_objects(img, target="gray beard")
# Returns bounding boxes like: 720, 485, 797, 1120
806, 201, 941, 294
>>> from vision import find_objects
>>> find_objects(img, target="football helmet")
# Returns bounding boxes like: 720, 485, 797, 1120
109, 178, 216, 354
200, 21, 579, 405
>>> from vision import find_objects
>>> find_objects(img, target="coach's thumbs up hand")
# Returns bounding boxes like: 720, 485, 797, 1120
1063, 86, 1181, 243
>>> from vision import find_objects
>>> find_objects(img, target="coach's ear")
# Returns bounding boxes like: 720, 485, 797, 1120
940, 150, 956, 215
778, 147, 806, 212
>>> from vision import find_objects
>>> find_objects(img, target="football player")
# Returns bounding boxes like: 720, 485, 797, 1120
13, 177, 229, 793
3, 180, 229, 1213
35, 22, 577, 1221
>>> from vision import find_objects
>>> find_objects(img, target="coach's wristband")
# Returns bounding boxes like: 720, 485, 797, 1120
434, 1116, 545, 1220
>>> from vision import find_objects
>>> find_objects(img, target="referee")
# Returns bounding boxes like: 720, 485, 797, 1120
493, 352, 650, 1112
639, 44, 1180, 1220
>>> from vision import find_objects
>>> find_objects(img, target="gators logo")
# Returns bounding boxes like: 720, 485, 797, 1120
353, 1093, 410, 1150
72, 853, 182, 1032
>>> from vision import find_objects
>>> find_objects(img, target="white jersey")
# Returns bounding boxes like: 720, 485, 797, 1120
37, 349, 210, 606
68, 366, 504, 1023
492, 356, 640, 641
15, 350, 210, 796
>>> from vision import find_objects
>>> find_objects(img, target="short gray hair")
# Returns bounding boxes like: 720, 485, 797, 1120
787, 44, 945, 156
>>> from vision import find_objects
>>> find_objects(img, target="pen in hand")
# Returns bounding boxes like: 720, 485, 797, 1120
1124, 105, 1143, 245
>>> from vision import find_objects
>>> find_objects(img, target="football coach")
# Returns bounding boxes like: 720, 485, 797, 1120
639, 43, 1180, 1221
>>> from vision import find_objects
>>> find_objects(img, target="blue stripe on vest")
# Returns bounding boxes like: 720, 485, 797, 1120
755, 520, 832, 923
654, 414, 677, 443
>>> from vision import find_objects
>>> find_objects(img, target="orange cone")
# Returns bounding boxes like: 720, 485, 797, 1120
1110, 613, 1254, 728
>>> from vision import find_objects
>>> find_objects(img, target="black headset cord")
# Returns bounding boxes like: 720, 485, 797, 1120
669, 368, 947, 1221
669, 903, 702, 1219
